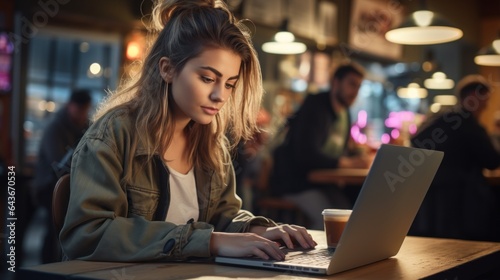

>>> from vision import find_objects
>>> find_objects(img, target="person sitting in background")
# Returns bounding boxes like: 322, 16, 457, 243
490, 110, 500, 151
269, 63, 372, 230
33, 88, 92, 263
60, 0, 316, 263
410, 74, 500, 241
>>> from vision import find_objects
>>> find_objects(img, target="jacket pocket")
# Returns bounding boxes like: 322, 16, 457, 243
126, 185, 160, 219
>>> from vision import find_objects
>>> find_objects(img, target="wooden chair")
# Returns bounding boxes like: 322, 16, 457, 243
52, 174, 70, 237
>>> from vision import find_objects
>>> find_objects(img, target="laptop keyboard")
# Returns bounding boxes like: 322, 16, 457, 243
281, 248, 333, 266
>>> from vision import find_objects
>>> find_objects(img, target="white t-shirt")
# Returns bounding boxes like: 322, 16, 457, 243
165, 166, 199, 225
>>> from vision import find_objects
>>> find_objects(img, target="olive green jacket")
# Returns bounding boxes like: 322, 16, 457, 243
59, 108, 276, 262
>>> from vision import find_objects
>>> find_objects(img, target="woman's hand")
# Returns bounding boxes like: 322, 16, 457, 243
210, 232, 286, 260
249, 225, 317, 249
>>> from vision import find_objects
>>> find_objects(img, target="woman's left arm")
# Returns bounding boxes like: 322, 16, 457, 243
209, 147, 316, 248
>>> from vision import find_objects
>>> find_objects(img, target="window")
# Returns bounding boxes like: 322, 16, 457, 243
24, 28, 121, 164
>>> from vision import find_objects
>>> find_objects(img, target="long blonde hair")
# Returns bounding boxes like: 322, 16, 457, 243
94, 0, 263, 180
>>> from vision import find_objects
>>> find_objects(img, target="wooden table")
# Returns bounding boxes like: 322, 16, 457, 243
310, 168, 500, 187
19, 230, 500, 280
308, 168, 369, 186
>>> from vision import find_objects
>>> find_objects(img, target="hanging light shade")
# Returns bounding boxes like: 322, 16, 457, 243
385, 10, 463, 45
430, 94, 457, 113
474, 38, 500, 66
424, 72, 455, 90
397, 83, 428, 99
433, 95, 457, 105
262, 20, 307, 55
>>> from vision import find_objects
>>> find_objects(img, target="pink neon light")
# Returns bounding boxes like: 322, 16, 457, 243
358, 134, 367, 144
409, 124, 417, 134
384, 111, 417, 129
385, 118, 400, 128
391, 129, 400, 139
357, 110, 367, 128
381, 133, 391, 144
351, 125, 360, 139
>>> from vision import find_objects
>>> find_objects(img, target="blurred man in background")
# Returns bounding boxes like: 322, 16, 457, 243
33, 89, 92, 263
269, 63, 372, 229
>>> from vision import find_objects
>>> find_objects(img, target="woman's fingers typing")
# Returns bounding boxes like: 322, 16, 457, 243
284, 225, 317, 248
210, 232, 285, 260
210, 225, 318, 261
254, 225, 318, 249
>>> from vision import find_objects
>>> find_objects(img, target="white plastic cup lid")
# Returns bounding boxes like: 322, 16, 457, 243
322, 209, 352, 216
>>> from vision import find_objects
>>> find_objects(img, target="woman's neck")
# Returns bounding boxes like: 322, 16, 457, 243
164, 128, 192, 174
164, 105, 194, 174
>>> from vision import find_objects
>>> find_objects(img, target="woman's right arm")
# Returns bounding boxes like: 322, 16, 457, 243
60, 136, 215, 262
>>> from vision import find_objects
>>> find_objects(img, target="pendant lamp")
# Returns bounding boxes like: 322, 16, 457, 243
474, 37, 500, 66
385, 2, 463, 45
262, 20, 307, 55
397, 83, 428, 99
434, 95, 457, 106
424, 72, 454, 90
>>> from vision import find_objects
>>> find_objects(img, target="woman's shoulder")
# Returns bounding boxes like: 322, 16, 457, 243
85, 107, 136, 140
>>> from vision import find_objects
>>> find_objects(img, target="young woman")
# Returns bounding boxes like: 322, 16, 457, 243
60, 0, 316, 262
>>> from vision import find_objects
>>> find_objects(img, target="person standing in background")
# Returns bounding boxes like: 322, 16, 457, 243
269, 63, 372, 229
410, 74, 500, 241
33, 89, 92, 263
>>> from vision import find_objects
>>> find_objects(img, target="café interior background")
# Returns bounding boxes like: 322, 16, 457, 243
0, 0, 499, 175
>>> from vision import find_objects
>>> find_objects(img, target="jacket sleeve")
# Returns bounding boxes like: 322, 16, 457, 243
209, 147, 277, 233
60, 136, 214, 262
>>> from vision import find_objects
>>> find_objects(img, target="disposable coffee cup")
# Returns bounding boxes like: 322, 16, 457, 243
322, 209, 352, 248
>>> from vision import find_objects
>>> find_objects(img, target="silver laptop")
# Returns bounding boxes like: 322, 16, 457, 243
216, 144, 444, 275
